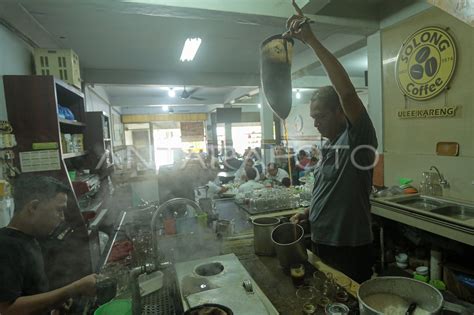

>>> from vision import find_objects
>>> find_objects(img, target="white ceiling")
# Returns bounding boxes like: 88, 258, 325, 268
0, 0, 428, 114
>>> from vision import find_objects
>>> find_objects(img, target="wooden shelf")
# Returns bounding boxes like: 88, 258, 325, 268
63, 151, 88, 159
59, 118, 86, 127
54, 78, 84, 98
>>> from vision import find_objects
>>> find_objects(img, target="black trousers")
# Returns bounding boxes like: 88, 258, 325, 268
312, 242, 375, 284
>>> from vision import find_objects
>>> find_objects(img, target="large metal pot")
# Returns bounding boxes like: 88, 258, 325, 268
184, 303, 233, 315
358, 277, 444, 315
271, 223, 307, 268
252, 217, 281, 256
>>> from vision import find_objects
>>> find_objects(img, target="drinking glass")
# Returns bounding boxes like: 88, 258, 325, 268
290, 264, 305, 287
296, 286, 318, 315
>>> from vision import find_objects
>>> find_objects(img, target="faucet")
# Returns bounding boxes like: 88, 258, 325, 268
130, 263, 156, 315
430, 166, 450, 188
150, 198, 202, 266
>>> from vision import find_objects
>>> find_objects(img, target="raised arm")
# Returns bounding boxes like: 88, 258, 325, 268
284, 0, 365, 124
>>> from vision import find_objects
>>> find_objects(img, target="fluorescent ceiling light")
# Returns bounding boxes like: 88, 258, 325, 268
296, 89, 301, 99
168, 88, 176, 97
180, 38, 202, 62
162, 105, 169, 112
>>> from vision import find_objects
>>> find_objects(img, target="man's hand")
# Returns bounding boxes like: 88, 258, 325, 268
283, 0, 315, 44
290, 211, 308, 224
69, 274, 97, 297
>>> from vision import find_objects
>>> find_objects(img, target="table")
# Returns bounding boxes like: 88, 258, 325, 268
221, 235, 359, 314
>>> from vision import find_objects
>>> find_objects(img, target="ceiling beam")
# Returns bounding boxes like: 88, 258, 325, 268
223, 87, 259, 104
83, 69, 260, 87
120, 105, 209, 115
0, 2, 60, 48
293, 76, 366, 89
297, 0, 332, 14
7, 0, 379, 30
292, 36, 367, 79
110, 95, 225, 107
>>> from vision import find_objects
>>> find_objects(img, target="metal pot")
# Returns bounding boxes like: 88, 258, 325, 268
271, 222, 307, 268
358, 277, 443, 315
184, 303, 233, 315
252, 217, 281, 256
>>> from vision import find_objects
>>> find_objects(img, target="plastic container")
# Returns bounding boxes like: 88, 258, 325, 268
68, 170, 76, 181
94, 299, 131, 315
416, 266, 429, 275
395, 253, 408, 263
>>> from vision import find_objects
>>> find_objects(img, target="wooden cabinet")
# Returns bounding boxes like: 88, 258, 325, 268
3, 75, 92, 288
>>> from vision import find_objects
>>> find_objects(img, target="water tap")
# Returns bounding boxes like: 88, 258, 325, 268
429, 166, 450, 188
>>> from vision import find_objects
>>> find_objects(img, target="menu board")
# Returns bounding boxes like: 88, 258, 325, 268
180, 122, 204, 142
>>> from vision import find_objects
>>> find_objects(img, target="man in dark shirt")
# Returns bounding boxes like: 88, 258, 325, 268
0, 175, 97, 314
288, 1, 377, 283
223, 149, 242, 171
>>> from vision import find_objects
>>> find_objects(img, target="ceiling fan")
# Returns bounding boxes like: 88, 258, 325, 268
181, 86, 206, 101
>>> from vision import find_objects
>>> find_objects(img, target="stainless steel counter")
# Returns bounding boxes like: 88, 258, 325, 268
371, 195, 474, 246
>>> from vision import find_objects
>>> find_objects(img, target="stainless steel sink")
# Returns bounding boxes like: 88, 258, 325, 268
375, 194, 474, 222
395, 196, 447, 211
431, 205, 474, 221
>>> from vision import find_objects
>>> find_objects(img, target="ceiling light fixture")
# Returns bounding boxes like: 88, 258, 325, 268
258, 103, 261, 109
180, 38, 202, 62
168, 88, 176, 98
162, 105, 169, 112
296, 89, 301, 99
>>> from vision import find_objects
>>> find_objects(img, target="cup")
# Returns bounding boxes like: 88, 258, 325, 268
312, 271, 325, 290
296, 286, 317, 315
290, 263, 305, 287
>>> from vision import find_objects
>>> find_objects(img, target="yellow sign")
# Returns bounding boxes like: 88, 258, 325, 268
397, 106, 458, 119
396, 26, 456, 101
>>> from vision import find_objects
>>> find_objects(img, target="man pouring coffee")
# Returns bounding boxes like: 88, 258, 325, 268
0, 175, 97, 314
287, 1, 378, 283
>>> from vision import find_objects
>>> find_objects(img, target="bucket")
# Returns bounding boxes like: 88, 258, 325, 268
252, 217, 280, 256
260, 34, 294, 120
94, 299, 131, 315
357, 277, 443, 315
271, 222, 307, 268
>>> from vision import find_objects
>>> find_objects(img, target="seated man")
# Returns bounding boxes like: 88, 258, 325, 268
234, 158, 260, 182
262, 162, 290, 185
204, 166, 228, 198
296, 149, 310, 171
238, 167, 265, 194
223, 150, 242, 171
0, 175, 97, 315
304, 157, 319, 174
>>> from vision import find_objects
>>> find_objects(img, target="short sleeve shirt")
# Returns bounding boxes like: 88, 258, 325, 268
309, 110, 378, 246
0, 227, 49, 303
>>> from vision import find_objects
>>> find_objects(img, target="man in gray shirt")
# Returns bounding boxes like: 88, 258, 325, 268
288, 2, 377, 283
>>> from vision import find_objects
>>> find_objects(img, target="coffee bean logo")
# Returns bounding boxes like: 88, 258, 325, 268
410, 64, 424, 80
396, 26, 456, 101
409, 46, 438, 80
425, 57, 437, 77
415, 47, 430, 63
